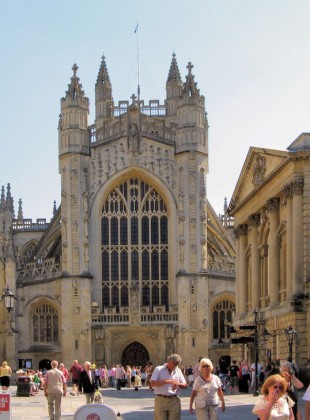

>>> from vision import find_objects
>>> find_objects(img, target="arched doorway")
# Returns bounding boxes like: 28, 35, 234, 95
39, 359, 51, 372
122, 342, 149, 367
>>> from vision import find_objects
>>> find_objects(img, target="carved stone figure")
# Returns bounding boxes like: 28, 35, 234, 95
252, 154, 266, 186
95, 343, 104, 361
128, 123, 139, 152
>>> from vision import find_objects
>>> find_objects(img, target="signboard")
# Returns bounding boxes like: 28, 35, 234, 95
0, 393, 11, 420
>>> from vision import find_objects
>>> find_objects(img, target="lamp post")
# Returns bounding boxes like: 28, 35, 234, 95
253, 308, 259, 396
285, 326, 296, 361
1, 285, 15, 312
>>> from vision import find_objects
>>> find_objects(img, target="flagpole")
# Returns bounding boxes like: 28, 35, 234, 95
135, 20, 140, 102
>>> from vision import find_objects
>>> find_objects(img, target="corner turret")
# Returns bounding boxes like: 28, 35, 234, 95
0, 184, 15, 260
58, 64, 90, 158
165, 53, 183, 116
176, 62, 208, 156
58, 64, 91, 276
95, 55, 114, 122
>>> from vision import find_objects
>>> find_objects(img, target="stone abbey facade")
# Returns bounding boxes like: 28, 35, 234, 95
0, 55, 236, 370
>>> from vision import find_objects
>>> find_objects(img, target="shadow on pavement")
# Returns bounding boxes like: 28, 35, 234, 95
119, 404, 255, 420
100, 388, 155, 400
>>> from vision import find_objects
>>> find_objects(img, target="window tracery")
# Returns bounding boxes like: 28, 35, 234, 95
101, 178, 169, 312
212, 300, 235, 340
32, 304, 58, 343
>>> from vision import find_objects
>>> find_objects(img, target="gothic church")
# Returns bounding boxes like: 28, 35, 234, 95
0, 54, 236, 370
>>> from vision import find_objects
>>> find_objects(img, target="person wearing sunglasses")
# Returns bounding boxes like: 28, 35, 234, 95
150, 354, 187, 419
189, 358, 225, 419
252, 374, 294, 419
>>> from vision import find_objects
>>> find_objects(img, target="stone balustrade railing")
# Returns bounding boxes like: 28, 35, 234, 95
13, 218, 49, 231
91, 311, 178, 325
18, 258, 61, 280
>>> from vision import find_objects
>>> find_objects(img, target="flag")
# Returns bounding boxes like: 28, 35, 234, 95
134, 22, 138, 33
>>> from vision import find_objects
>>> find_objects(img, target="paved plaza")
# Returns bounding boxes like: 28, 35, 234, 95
6, 385, 307, 419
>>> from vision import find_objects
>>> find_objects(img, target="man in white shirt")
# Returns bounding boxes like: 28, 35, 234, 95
150, 354, 187, 420
44, 360, 67, 420
115, 364, 125, 390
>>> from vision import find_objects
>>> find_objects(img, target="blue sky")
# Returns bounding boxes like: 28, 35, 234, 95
1, 0, 310, 219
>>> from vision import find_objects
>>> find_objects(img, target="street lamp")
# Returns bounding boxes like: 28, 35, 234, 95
1, 285, 15, 312
285, 326, 296, 361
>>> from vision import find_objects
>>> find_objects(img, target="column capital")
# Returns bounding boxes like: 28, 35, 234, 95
291, 178, 304, 195
248, 214, 260, 227
282, 178, 304, 197
282, 183, 292, 199
266, 197, 280, 212
234, 224, 248, 238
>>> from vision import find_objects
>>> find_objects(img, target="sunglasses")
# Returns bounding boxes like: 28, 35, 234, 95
273, 386, 283, 390
202, 365, 211, 368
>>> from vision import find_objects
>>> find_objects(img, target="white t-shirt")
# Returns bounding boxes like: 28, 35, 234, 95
250, 362, 261, 373
192, 374, 222, 408
252, 395, 294, 419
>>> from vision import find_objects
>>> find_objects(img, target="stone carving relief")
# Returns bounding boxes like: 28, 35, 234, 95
208, 255, 235, 274
89, 140, 176, 196
128, 123, 140, 152
179, 216, 185, 236
130, 282, 139, 314
179, 240, 185, 268
201, 239, 207, 270
83, 242, 89, 269
94, 329, 105, 340
96, 343, 105, 361
166, 338, 175, 355
252, 154, 266, 186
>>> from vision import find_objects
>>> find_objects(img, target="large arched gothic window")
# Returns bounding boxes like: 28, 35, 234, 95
212, 300, 235, 340
101, 178, 169, 312
33, 304, 58, 343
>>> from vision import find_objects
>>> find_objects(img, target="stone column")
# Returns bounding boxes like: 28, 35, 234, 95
283, 184, 293, 298
235, 224, 248, 314
248, 214, 261, 309
291, 179, 304, 296
267, 198, 280, 306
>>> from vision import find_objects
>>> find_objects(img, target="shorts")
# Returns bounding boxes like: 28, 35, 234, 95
0, 376, 10, 387
230, 376, 239, 387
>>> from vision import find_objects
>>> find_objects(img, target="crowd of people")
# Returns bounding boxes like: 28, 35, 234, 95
1, 355, 310, 419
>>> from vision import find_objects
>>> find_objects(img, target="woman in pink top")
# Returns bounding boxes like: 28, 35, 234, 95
59, 363, 69, 382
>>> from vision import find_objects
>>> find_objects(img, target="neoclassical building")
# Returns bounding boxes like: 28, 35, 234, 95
0, 54, 236, 370
229, 134, 310, 380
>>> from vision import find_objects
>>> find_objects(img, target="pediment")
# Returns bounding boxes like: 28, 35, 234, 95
229, 147, 289, 213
